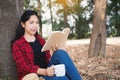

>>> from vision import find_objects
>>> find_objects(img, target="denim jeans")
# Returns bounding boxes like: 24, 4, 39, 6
43, 49, 82, 80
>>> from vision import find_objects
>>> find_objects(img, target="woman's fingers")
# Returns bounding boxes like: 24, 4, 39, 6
52, 44, 58, 52
46, 66, 54, 76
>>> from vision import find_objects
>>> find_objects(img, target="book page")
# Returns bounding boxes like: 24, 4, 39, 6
41, 28, 70, 52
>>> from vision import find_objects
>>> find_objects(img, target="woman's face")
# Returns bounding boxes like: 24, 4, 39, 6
22, 15, 39, 36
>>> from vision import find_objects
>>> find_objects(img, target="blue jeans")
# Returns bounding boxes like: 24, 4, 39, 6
43, 49, 82, 80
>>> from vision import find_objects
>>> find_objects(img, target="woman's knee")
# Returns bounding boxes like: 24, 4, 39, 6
53, 49, 69, 58
22, 73, 39, 80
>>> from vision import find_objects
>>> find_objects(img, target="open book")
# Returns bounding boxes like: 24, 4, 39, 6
41, 28, 70, 52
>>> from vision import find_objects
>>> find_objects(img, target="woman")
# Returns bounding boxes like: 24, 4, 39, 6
11, 10, 82, 80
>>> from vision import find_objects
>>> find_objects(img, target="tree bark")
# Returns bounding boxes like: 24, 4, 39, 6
0, 0, 23, 79
88, 0, 107, 58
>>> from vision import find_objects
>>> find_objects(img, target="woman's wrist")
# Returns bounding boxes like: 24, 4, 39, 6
37, 68, 47, 76
45, 69, 48, 76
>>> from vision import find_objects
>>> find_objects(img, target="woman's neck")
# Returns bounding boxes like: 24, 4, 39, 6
24, 34, 36, 42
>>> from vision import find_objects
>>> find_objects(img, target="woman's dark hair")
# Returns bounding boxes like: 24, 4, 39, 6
12, 10, 39, 43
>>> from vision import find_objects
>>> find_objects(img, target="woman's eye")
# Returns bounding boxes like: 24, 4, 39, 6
30, 21, 34, 24
36, 21, 39, 24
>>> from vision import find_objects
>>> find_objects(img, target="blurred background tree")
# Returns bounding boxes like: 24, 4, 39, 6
88, 0, 107, 57
23, 0, 120, 39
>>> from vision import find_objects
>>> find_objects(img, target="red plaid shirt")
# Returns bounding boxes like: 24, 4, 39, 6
12, 35, 51, 80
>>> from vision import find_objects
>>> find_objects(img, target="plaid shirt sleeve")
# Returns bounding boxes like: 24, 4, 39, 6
12, 42, 39, 73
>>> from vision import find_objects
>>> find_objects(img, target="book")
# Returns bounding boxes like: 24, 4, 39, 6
41, 28, 70, 52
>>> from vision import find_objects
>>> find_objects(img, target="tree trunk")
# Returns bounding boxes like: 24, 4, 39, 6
0, 0, 23, 79
48, 0, 54, 30
37, 0, 43, 35
88, 0, 107, 58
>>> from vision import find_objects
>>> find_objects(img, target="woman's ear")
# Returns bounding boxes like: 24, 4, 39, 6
21, 22, 25, 28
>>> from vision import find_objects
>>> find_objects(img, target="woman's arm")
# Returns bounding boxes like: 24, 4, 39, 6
12, 43, 39, 73
37, 66, 54, 76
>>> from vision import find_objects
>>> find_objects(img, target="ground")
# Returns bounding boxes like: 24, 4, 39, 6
66, 37, 120, 80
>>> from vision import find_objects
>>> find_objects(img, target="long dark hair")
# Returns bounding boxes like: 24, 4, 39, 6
12, 10, 39, 43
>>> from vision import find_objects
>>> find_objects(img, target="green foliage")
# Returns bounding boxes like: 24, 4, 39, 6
107, 26, 117, 37
75, 17, 90, 39
52, 21, 65, 31
52, 0, 91, 39
23, 0, 30, 9
107, 0, 120, 36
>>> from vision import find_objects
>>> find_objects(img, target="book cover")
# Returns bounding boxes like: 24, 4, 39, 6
41, 28, 70, 52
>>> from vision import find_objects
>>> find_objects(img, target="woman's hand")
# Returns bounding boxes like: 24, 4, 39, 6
52, 44, 58, 52
51, 44, 67, 54
46, 65, 54, 76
